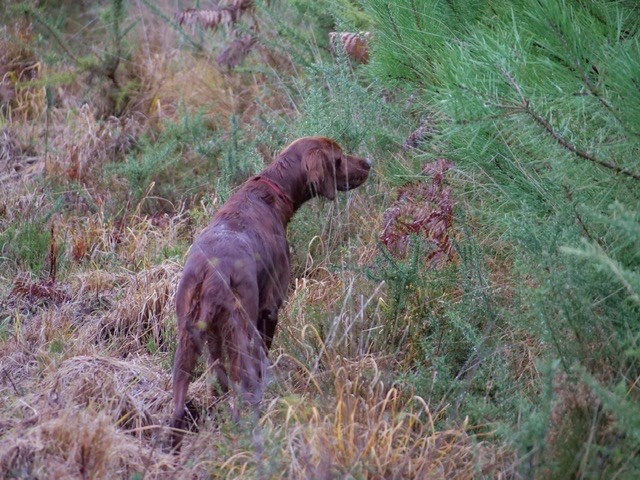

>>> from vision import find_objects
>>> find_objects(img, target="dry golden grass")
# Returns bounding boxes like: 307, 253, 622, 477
41, 106, 146, 184
1, 247, 516, 478
0, 408, 176, 478
166, 353, 515, 479
0, 21, 46, 124
280, 272, 388, 366
44, 355, 171, 433
131, 46, 237, 130
99, 261, 181, 356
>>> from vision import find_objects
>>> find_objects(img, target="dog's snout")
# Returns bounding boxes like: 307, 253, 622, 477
363, 157, 372, 170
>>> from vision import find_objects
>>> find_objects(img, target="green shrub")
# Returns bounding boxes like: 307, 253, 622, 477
0, 219, 52, 275
111, 114, 217, 212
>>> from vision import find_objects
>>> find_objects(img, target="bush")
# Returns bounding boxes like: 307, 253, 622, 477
1, 218, 52, 275
110, 114, 216, 213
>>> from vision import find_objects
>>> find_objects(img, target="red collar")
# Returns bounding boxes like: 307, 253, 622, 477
254, 176, 294, 210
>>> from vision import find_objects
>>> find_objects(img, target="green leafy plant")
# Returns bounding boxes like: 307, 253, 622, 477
18, 0, 135, 115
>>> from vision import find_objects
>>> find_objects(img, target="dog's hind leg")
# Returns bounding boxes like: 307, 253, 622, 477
170, 287, 219, 449
170, 325, 203, 448
225, 280, 266, 407
206, 322, 230, 397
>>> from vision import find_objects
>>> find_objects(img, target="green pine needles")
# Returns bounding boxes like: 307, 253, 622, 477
367, 0, 639, 477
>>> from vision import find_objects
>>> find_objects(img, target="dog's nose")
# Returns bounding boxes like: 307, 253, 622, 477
363, 157, 372, 170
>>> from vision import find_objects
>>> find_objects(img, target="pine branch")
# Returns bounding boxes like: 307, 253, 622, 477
499, 66, 640, 182
563, 185, 596, 244
545, 19, 637, 138
523, 101, 640, 182
25, 7, 81, 67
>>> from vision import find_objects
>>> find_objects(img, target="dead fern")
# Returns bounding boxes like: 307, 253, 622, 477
175, 1, 254, 32
329, 31, 371, 64
381, 158, 456, 268
402, 114, 438, 151
216, 33, 257, 69
9, 274, 70, 306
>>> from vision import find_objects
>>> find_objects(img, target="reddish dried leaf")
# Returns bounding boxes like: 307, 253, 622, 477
329, 32, 371, 64
381, 159, 457, 268
9, 275, 69, 304
72, 236, 88, 263
175, 1, 254, 31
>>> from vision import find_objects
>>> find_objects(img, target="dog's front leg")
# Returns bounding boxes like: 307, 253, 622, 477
257, 308, 279, 352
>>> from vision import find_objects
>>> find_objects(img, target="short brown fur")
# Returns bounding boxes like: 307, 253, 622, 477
170, 136, 370, 447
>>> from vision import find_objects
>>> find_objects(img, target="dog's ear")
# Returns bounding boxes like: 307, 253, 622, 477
302, 148, 336, 199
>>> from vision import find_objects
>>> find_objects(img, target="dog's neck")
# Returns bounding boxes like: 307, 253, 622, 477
254, 176, 294, 210
266, 154, 323, 205
250, 171, 300, 226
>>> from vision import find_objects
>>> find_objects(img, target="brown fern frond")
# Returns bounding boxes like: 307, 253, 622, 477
0, 127, 22, 179
9, 274, 70, 305
175, 1, 254, 32
329, 31, 371, 64
402, 115, 438, 151
381, 158, 456, 268
216, 34, 257, 70
175, 9, 233, 31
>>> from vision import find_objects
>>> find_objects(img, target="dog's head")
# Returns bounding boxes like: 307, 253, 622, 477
281, 136, 371, 200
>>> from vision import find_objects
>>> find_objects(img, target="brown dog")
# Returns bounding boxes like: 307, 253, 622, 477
170, 136, 371, 446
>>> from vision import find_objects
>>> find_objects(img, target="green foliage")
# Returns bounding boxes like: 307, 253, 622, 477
258, 0, 403, 149
0, 218, 51, 275
17, 0, 135, 115
111, 114, 216, 212
112, 113, 268, 213
328, 0, 371, 31
218, 116, 265, 199
366, 0, 640, 476
0, 316, 12, 342
561, 203, 640, 308
258, 51, 403, 157
405, 236, 528, 429
364, 0, 494, 85
297, 61, 397, 150
367, 237, 434, 328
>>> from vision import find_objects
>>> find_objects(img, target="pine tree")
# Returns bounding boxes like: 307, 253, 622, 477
366, 0, 640, 477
